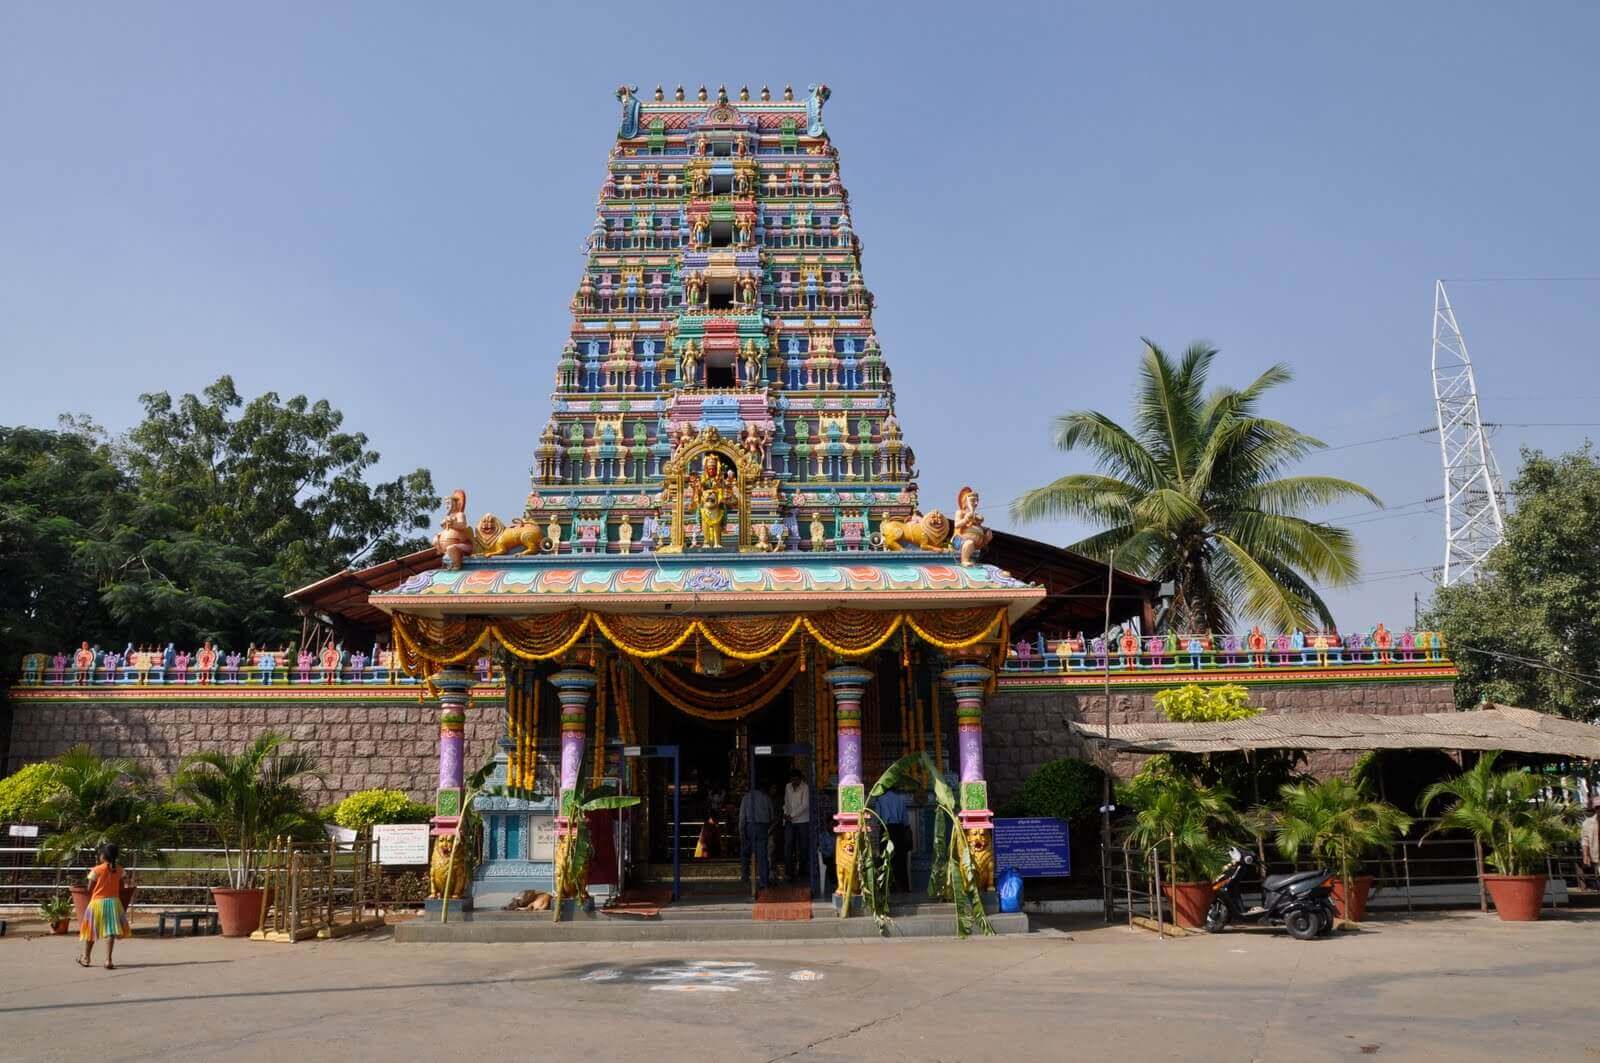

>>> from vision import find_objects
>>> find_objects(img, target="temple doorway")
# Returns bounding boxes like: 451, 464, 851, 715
637, 675, 799, 894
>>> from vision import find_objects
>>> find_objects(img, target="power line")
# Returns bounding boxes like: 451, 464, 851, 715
1317, 427, 1437, 452
1485, 421, 1600, 429
1452, 644, 1600, 694
1439, 275, 1600, 284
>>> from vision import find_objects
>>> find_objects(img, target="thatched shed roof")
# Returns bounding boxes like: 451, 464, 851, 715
1070, 704, 1600, 759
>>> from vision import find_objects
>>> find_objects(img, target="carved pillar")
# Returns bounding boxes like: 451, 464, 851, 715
549, 666, 597, 826
432, 666, 472, 830
941, 659, 994, 828
824, 664, 873, 894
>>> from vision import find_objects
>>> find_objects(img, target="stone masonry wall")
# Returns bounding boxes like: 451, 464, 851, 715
984, 680, 1459, 804
4, 697, 504, 805
6, 678, 1459, 808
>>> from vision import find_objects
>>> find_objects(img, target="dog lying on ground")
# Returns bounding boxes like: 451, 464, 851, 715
503, 890, 554, 911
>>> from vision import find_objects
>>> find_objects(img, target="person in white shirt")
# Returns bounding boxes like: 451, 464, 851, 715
783, 769, 811, 883
1582, 800, 1600, 891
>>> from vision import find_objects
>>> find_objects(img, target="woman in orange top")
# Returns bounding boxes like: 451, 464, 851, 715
78, 843, 132, 969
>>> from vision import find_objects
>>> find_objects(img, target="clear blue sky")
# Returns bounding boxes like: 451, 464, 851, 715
4, 2, 1598, 629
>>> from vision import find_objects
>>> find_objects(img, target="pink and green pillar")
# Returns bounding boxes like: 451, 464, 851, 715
941, 659, 994, 832
548, 666, 597, 827
824, 663, 873, 840
431, 665, 473, 833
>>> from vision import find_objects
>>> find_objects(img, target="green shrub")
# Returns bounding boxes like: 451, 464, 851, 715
0, 762, 66, 824
1153, 683, 1257, 722
333, 789, 434, 831
1011, 758, 1104, 823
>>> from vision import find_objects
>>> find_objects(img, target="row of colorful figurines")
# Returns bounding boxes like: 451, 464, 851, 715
18, 644, 499, 686
1004, 623, 1446, 671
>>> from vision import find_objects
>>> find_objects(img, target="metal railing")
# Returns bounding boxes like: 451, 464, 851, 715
1100, 824, 1587, 925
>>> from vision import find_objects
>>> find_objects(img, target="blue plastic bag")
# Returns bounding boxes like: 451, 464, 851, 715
997, 867, 1023, 913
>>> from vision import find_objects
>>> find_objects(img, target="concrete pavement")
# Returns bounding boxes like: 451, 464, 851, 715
1, 910, 1595, 1061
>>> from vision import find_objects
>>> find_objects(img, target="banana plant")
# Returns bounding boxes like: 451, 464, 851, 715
852, 752, 993, 938
550, 781, 641, 923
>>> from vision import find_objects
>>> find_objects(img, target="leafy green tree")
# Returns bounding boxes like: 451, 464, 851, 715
1425, 445, 1600, 719
1, 377, 435, 654
0, 421, 127, 667
1010, 340, 1380, 631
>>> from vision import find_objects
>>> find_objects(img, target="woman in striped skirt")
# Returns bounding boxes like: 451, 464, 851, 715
78, 843, 132, 969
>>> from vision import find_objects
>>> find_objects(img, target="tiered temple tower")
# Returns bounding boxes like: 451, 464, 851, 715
526, 83, 917, 554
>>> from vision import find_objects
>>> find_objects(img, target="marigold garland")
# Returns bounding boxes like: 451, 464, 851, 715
391, 607, 1010, 678
634, 654, 802, 720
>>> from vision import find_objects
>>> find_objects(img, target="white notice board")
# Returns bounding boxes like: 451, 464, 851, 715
530, 816, 557, 861
372, 823, 431, 866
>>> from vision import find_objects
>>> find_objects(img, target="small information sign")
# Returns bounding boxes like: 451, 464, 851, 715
8, 824, 40, 838
530, 816, 557, 861
993, 817, 1071, 877
371, 823, 431, 866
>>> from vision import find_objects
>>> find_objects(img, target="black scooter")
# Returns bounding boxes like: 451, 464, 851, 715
1205, 846, 1336, 940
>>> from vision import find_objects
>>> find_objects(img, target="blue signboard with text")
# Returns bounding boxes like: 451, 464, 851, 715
994, 817, 1071, 877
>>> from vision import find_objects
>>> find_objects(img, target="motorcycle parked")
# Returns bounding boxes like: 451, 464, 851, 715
1205, 846, 1336, 940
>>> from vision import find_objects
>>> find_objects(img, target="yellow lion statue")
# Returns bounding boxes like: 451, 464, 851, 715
879, 509, 952, 552
475, 514, 546, 558
428, 835, 469, 900
834, 830, 860, 897
965, 828, 996, 892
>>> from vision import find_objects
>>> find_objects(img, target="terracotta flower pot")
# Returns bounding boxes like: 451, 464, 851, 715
1164, 881, 1216, 929
211, 887, 266, 937
1331, 875, 1374, 922
68, 885, 90, 923
51, 919, 71, 934
120, 884, 137, 912
1483, 874, 1546, 922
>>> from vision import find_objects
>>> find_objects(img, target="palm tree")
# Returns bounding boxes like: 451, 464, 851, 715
38, 747, 165, 873
1010, 340, 1380, 631
1275, 776, 1411, 913
173, 731, 322, 889
1419, 751, 1573, 877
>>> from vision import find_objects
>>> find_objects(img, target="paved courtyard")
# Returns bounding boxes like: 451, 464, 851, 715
1, 910, 1596, 1061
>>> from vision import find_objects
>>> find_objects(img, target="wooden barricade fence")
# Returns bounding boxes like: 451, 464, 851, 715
251, 834, 385, 942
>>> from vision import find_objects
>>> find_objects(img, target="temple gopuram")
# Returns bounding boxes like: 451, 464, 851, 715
370, 81, 1049, 905
7, 84, 1458, 914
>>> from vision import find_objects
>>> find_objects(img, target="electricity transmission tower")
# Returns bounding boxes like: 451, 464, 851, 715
1431, 280, 1507, 585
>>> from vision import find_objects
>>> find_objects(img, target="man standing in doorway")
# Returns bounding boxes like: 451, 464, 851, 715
874, 785, 912, 893
783, 768, 811, 883
738, 782, 774, 892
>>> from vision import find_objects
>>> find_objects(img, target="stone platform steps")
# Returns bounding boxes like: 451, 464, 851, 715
393, 902, 1028, 943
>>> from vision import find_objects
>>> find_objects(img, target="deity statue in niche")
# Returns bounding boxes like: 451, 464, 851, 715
695, 454, 734, 550
616, 514, 633, 553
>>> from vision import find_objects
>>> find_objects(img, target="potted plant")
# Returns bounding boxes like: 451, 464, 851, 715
36, 748, 164, 920
38, 893, 74, 934
1275, 776, 1411, 922
1420, 751, 1575, 922
174, 731, 321, 937
1124, 764, 1234, 928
